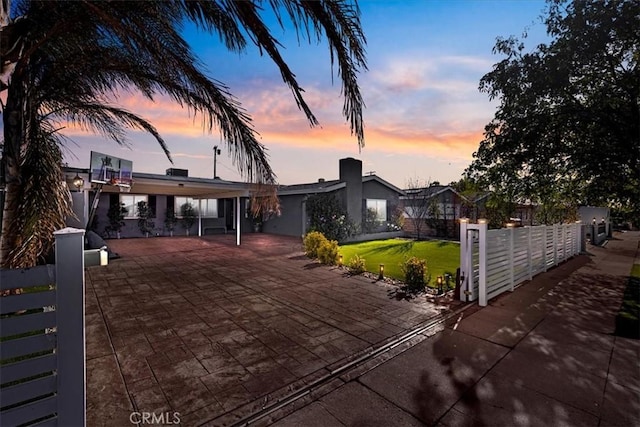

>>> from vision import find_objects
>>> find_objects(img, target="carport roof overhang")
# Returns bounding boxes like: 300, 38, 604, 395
98, 172, 251, 198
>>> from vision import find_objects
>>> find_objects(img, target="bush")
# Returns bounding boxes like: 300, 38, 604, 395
303, 231, 328, 258
348, 254, 366, 275
402, 256, 428, 291
306, 193, 357, 241
317, 239, 339, 265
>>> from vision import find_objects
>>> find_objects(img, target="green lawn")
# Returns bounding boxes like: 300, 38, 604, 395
338, 239, 460, 286
615, 262, 640, 339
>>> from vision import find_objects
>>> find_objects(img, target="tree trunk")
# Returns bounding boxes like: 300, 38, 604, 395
0, 80, 26, 268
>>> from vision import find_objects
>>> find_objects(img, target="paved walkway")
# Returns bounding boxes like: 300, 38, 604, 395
270, 231, 640, 427
85, 234, 462, 426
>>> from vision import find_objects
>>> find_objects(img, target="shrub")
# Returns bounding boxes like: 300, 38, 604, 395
348, 254, 366, 275
306, 193, 357, 241
317, 239, 339, 265
402, 256, 428, 291
303, 231, 328, 258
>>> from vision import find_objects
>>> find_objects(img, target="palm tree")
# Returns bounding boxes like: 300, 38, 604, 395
0, 0, 367, 268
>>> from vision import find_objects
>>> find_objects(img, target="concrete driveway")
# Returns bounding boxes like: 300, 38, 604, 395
85, 234, 460, 426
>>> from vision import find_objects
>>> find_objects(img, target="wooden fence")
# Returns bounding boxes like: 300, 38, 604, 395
0, 228, 86, 426
460, 221, 582, 306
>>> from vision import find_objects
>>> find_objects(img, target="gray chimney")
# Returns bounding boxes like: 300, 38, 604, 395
339, 157, 363, 229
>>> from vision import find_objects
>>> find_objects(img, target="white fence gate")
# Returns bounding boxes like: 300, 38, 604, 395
0, 228, 86, 426
460, 220, 582, 306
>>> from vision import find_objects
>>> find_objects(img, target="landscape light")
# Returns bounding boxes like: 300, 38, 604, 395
478, 218, 488, 224
338, 254, 343, 266
378, 264, 384, 280
437, 276, 443, 295
72, 174, 84, 191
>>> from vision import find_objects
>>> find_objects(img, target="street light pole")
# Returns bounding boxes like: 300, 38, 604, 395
213, 145, 221, 179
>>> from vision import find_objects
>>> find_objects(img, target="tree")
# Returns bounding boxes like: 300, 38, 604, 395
402, 178, 434, 239
136, 201, 155, 238
179, 203, 196, 236
106, 201, 127, 239
0, 0, 367, 267
467, 0, 639, 222
164, 208, 177, 237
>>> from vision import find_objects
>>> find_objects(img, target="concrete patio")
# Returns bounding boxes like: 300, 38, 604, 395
85, 234, 462, 426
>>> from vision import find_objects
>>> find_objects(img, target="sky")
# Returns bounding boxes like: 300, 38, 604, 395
59, 0, 550, 188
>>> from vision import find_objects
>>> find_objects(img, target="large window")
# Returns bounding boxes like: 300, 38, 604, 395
366, 199, 387, 222
175, 197, 219, 217
121, 194, 147, 219
175, 197, 196, 217
200, 199, 219, 218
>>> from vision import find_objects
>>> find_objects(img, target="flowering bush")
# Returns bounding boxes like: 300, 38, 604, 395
306, 194, 357, 241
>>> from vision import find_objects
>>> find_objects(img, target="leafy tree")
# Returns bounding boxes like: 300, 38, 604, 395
467, 0, 639, 223
136, 201, 155, 237
164, 208, 177, 237
106, 202, 127, 239
0, 0, 367, 267
179, 203, 196, 236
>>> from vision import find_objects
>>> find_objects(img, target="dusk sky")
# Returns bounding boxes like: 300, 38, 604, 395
60, 0, 550, 188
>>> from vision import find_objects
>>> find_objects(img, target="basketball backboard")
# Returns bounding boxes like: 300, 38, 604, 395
89, 151, 133, 186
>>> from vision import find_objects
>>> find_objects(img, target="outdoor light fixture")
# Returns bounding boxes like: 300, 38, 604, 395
338, 254, 343, 266
601, 217, 605, 223
506, 222, 515, 228
478, 218, 488, 224
72, 174, 84, 191
437, 275, 443, 295
592, 217, 596, 224
378, 264, 384, 280
460, 218, 469, 223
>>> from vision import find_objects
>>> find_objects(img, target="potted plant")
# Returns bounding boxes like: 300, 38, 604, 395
164, 208, 177, 237
106, 201, 127, 239
137, 200, 155, 237
180, 202, 196, 236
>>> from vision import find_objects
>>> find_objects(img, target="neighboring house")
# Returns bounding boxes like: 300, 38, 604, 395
63, 167, 254, 241
262, 157, 405, 237
401, 185, 464, 239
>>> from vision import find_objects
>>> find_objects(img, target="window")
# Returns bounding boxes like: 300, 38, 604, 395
175, 197, 196, 217
366, 199, 387, 222
200, 199, 219, 218
175, 197, 219, 217
121, 194, 148, 219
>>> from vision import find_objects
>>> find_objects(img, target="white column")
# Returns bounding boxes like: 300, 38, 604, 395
459, 218, 468, 302
196, 199, 202, 236
478, 219, 488, 306
236, 197, 241, 246
53, 227, 86, 427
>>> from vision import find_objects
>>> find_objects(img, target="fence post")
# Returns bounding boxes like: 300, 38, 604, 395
507, 222, 515, 291
478, 219, 488, 307
575, 221, 582, 254
54, 227, 86, 427
553, 224, 558, 266
459, 218, 468, 302
527, 226, 533, 280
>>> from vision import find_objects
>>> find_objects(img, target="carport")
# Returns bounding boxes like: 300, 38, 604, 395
65, 168, 251, 244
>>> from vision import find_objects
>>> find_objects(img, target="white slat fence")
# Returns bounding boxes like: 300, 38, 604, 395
460, 220, 581, 306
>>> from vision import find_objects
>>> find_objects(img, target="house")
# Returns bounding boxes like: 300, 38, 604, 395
262, 158, 405, 237
401, 185, 465, 239
63, 165, 254, 244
